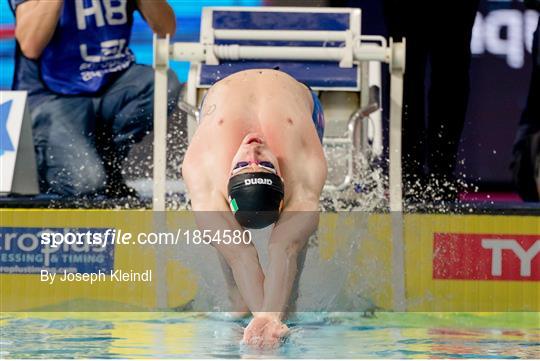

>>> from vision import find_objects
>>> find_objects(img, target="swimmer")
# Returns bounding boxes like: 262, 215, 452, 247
182, 69, 327, 347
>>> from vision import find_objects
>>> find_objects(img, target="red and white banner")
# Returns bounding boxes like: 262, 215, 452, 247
433, 233, 540, 281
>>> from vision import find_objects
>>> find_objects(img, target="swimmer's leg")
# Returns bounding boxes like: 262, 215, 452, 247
217, 252, 251, 318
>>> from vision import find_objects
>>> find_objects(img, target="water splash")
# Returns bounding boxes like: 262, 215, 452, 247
122, 108, 480, 313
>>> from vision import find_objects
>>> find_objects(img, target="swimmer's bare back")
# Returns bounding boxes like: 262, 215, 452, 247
182, 69, 327, 209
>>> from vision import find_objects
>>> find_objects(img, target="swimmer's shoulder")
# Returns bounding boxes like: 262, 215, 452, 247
182, 152, 228, 208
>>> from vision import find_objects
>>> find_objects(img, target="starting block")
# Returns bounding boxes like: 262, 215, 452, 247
153, 6, 405, 211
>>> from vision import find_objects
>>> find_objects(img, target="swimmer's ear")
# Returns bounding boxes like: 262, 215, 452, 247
279, 199, 284, 212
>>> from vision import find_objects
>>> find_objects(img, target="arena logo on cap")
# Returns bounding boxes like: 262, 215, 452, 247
433, 233, 540, 281
244, 178, 272, 186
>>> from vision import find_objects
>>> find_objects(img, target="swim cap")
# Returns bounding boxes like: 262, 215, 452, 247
227, 172, 284, 229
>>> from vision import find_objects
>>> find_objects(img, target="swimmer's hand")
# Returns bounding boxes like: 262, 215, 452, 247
243, 314, 288, 348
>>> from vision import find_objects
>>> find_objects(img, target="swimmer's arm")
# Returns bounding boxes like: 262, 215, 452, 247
14, 0, 63, 59
254, 154, 327, 319
136, 0, 176, 37
257, 197, 320, 321
189, 193, 265, 313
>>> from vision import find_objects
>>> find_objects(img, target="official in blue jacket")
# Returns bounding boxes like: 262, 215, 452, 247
9, 0, 181, 198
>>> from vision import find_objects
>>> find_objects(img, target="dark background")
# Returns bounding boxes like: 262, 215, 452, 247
269, 0, 538, 189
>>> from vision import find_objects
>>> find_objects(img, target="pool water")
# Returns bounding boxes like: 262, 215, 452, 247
1, 312, 538, 358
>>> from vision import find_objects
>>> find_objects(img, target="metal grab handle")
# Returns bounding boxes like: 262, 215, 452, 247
322, 136, 353, 193
323, 97, 381, 193
177, 100, 200, 125
351, 85, 381, 151
349, 85, 380, 131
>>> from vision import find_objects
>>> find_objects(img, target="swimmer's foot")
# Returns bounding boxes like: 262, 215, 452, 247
243, 314, 288, 348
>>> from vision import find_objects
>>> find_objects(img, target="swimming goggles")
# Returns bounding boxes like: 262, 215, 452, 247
232, 161, 277, 175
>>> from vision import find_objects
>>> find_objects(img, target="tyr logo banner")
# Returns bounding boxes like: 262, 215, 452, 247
433, 233, 540, 281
